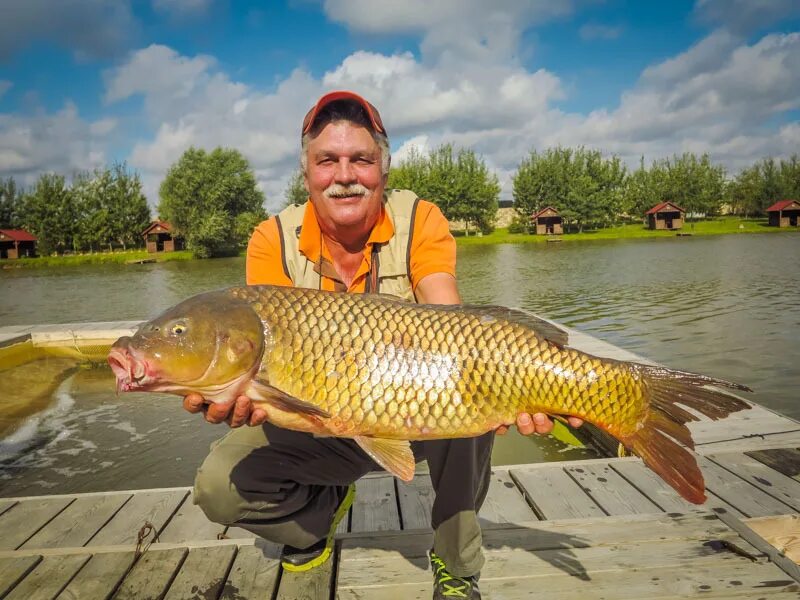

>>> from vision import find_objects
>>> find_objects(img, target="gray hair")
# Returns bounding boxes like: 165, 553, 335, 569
300, 127, 391, 176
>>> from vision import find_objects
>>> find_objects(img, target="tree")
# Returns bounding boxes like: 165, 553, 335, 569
284, 169, 307, 208
388, 144, 499, 234
513, 147, 626, 232
0, 177, 21, 228
18, 173, 77, 255
158, 147, 266, 257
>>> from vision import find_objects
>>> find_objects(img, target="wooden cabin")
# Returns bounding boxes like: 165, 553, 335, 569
142, 221, 184, 253
0, 228, 37, 259
531, 206, 563, 235
766, 199, 800, 227
646, 201, 685, 230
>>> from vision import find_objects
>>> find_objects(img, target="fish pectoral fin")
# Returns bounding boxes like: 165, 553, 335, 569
354, 436, 416, 481
248, 380, 331, 419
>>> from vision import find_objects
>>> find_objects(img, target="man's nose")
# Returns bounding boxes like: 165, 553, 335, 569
334, 159, 356, 184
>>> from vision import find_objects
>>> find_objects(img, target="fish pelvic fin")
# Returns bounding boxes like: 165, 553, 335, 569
619, 364, 751, 505
248, 380, 331, 419
354, 436, 416, 481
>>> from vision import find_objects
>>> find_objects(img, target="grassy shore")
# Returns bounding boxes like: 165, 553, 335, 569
455, 217, 795, 245
0, 249, 195, 269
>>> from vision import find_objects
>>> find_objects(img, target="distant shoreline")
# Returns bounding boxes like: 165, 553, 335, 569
454, 217, 798, 245
2, 217, 797, 269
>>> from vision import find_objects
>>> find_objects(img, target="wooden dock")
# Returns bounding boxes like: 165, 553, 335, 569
1, 321, 799, 599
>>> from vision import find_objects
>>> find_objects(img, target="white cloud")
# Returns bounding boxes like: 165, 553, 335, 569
0, 0, 136, 61
0, 102, 109, 183
579, 23, 623, 41
694, 0, 800, 35
152, 0, 212, 15
0, 81, 12, 99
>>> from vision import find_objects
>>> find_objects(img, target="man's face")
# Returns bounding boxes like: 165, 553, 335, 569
304, 120, 387, 234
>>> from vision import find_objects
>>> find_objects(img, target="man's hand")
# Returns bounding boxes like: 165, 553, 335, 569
183, 394, 268, 428
496, 413, 584, 436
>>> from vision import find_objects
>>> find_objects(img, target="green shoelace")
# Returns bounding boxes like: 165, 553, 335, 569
431, 554, 473, 598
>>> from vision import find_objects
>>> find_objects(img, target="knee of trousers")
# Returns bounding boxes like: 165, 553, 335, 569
193, 448, 252, 525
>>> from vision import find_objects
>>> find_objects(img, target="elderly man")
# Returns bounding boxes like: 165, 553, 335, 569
185, 91, 581, 600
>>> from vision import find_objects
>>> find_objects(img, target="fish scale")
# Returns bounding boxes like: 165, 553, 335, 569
233, 285, 646, 440
111, 284, 751, 503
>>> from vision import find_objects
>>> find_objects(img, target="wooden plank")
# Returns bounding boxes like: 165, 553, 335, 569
0, 556, 41, 598
565, 463, 661, 515
219, 545, 280, 600
697, 432, 800, 453
4, 554, 90, 600
339, 534, 759, 589
611, 460, 745, 517
748, 447, 800, 482
163, 545, 237, 600
745, 515, 800, 564
511, 466, 605, 519
58, 552, 136, 600
112, 548, 187, 600
157, 492, 225, 543
396, 474, 434, 530
709, 452, 800, 512
478, 470, 536, 524
0, 497, 73, 550
21, 493, 131, 550
0, 500, 16, 518
340, 512, 760, 561
275, 557, 334, 600
481, 560, 800, 599
89, 490, 187, 546
351, 476, 400, 533
699, 456, 797, 517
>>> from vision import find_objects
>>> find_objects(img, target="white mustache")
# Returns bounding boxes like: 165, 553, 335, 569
324, 183, 369, 199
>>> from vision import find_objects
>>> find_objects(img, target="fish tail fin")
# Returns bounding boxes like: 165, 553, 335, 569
618, 365, 751, 505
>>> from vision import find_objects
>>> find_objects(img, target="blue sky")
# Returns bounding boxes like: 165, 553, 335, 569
1, 0, 799, 209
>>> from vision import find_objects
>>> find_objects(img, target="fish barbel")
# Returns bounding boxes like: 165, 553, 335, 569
108, 285, 751, 503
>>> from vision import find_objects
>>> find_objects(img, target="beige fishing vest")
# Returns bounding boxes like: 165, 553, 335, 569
274, 189, 420, 302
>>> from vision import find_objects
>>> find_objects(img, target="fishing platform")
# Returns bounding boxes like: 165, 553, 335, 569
1, 321, 799, 599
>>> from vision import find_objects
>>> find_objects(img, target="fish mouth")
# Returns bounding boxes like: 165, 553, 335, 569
108, 348, 154, 392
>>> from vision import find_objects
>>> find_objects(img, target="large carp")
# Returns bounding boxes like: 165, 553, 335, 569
108, 285, 750, 504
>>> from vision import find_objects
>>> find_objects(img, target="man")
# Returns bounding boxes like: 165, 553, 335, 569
184, 90, 582, 599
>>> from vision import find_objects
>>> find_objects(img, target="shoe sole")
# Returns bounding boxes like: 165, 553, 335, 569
281, 483, 356, 572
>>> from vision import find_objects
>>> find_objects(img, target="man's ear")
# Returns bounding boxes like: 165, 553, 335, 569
303, 172, 310, 192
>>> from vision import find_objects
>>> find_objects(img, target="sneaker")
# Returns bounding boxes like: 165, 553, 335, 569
430, 551, 482, 599
280, 483, 355, 572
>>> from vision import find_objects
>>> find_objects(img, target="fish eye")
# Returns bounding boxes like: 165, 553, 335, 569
171, 323, 187, 335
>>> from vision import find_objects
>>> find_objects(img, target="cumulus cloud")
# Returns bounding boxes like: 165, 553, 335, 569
0, 0, 136, 61
694, 0, 800, 36
323, 0, 575, 63
0, 102, 110, 183
579, 23, 623, 41
152, 0, 212, 15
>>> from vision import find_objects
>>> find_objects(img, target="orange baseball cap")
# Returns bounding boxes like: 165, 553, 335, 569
302, 90, 386, 136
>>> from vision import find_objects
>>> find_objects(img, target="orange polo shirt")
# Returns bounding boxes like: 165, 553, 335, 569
246, 199, 455, 292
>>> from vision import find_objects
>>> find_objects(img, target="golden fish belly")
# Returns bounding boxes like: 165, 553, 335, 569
231, 286, 646, 440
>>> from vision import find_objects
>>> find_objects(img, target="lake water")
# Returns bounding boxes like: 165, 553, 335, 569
1, 232, 798, 497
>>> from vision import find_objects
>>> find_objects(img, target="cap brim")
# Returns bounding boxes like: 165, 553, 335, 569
302, 90, 385, 135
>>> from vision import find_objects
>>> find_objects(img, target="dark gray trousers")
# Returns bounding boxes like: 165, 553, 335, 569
193, 423, 494, 577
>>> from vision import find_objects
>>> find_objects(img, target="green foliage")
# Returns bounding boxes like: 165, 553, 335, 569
726, 155, 799, 216
233, 211, 265, 249
159, 147, 266, 258
72, 163, 151, 252
0, 177, 21, 228
284, 169, 308, 208
513, 147, 627, 232
388, 144, 499, 234
18, 173, 77, 255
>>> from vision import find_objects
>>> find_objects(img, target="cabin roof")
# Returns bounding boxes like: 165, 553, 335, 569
766, 199, 800, 212
142, 220, 174, 236
0, 228, 37, 242
645, 201, 685, 215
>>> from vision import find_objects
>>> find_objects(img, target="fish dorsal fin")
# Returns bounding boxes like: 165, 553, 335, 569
428, 304, 570, 349
354, 436, 416, 481
249, 379, 331, 419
